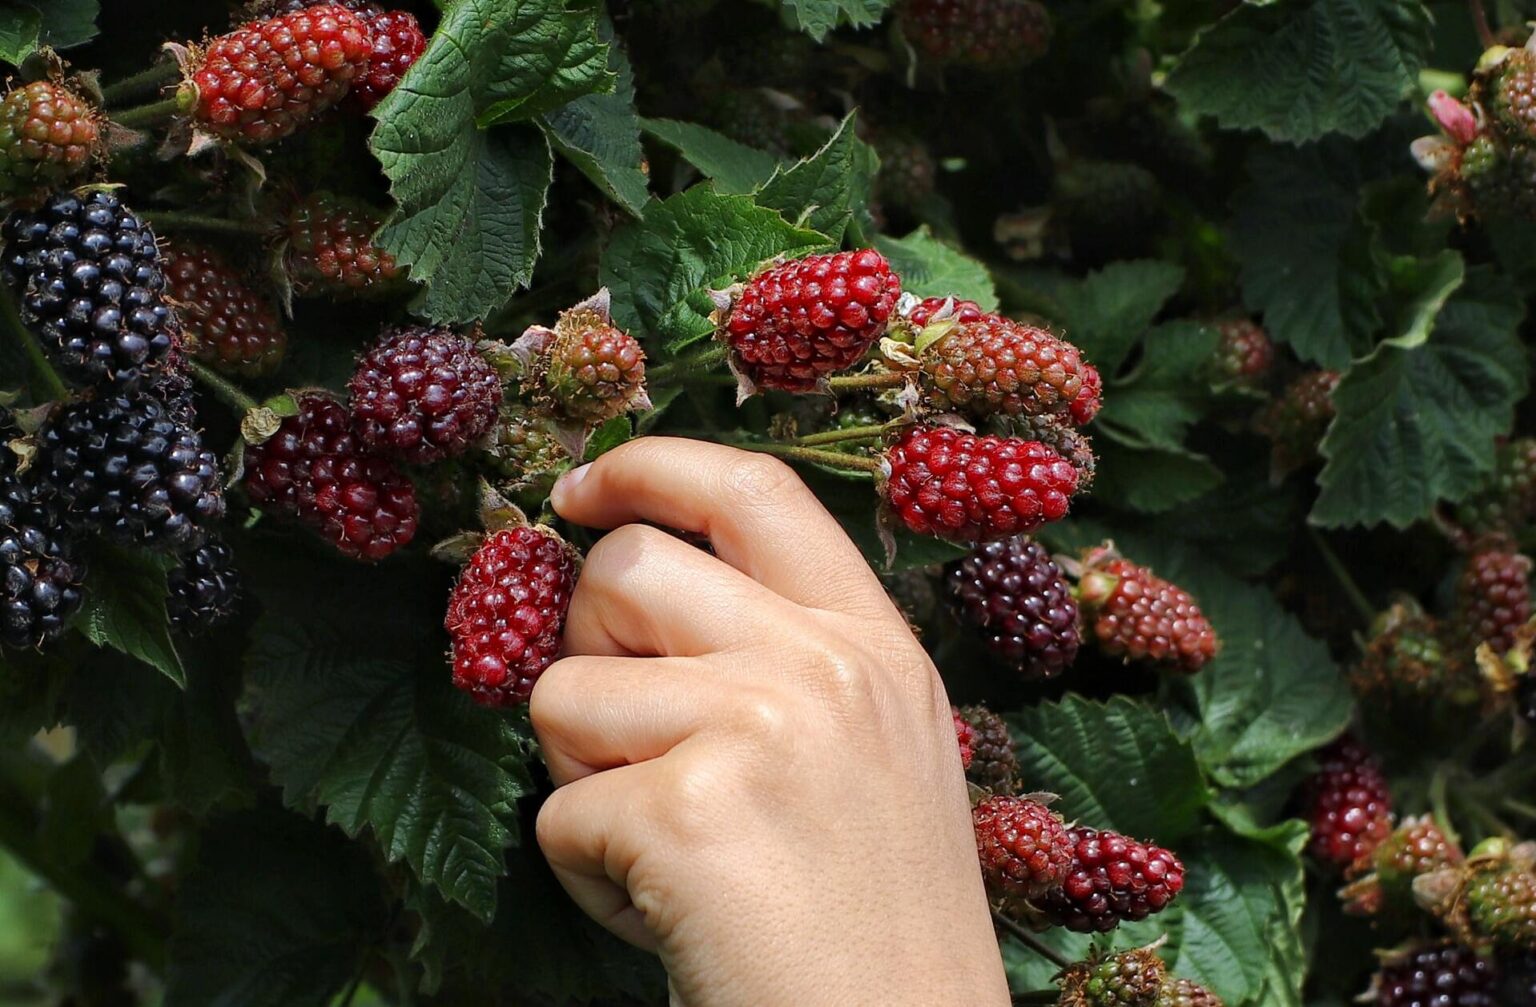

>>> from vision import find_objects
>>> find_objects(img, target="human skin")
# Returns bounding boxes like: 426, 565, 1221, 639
530, 437, 1011, 1007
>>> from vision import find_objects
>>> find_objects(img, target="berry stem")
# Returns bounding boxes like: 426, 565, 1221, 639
0, 283, 67, 402
141, 210, 269, 237
735, 439, 883, 474
1307, 527, 1375, 627
110, 94, 184, 129
1467, 0, 1496, 49
646, 344, 728, 385
827, 369, 907, 392
990, 909, 1071, 969
1429, 762, 1461, 847
100, 61, 179, 105
793, 423, 887, 447
188, 359, 260, 414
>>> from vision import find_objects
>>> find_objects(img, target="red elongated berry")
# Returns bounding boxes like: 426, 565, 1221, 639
899, 0, 1051, 68
0, 81, 99, 199
952, 706, 976, 769
905, 295, 983, 329
957, 705, 1017, 790
348, 326, 502, 465
1078, 549, 1217, 673
972, 795, 1072, 901
1256, 370, 1339, 476
881, 426, 1079, 543
919, 315, 1093, 423
1455, 544, 1532, 658
946, 536, 1080, 680
722, 249, 901, 392
284, 191, 404, 297
1158, 979, 1225, 1007
242, 393, 419, 561
1033, 826, 1185, 933
1372, 944, 1497, 1007
186, 5, 374, 146
349, 10, 425, 111
1298, 736, 1394, 869
1209, 317, 1274, 386
164, 242, 286, 378
445, 526, 577, 707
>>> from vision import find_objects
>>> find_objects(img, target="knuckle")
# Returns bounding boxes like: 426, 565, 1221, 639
656, 754, 728, 844
727, 691, 793, 746
534, 787, 576, 851
721, 453, 802, 506
583, 523, 672, 577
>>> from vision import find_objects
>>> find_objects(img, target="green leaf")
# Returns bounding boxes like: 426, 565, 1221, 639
1313, 268, 1529, 527
1379, 249, 1465, 350
600, 185, 827, 344
77, 546, 184, 687
244, 558, 534, 922
35, 0, 96, 49
1096, 320, 1218, 451
540, 31, 648, 216
873, 227, 999, 311
1230, 140, 1389, 368
1009, 695, 1210, 842
38, 757, 108, 869
756, 112, 875, 241
1164, 0, 1432, 143
774, 0, 892, 40
0, 5, 39, 64
370, 0, 614, 321
165, 807, 385, 1007
1090, 439, 1224, 514
641, 118, 784, 194
1045, 260, 1184, 373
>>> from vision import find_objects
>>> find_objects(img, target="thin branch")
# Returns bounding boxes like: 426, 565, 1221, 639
100, 62, 179, 105
1468, 0, 1497, 49
827, 369, 906, 392
1307, 527, 1375, 627
110, 95, 182, 129
793, 423, 886, 447
992, 909, 1071, 970
735, 439, 883, 474
188, 359, 260, 414
141, 210, 268, 237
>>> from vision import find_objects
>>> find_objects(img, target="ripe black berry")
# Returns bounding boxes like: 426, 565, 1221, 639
1374, 944, 1497, 1007
0, 446, 84, 649
946, 536, 1080, 680
166, 537, 241, 634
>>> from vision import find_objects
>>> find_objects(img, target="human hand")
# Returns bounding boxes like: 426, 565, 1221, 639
531, 437, 1010, 1007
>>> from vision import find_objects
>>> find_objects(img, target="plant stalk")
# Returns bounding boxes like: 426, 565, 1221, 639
1467, 0, 1496, 49
0, 284, 67, 401
100, 62, 179, 105
188, 359, 259, 414
991, 909, 1071, 970
1307, 527, 1375, 627
111, 95, 183, 129
141, 210, 268, 237
793, 423, 887, 447
647, 344, 728, 384
827, 369, 906, 392
736, 439, 883, 474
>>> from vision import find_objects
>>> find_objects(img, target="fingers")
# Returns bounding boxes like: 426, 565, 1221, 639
531, 654, 718, 785
550, 437, 890, 618
562, 523, 787, 657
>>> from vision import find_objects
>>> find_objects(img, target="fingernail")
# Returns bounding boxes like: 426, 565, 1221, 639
551, 463, 591, 510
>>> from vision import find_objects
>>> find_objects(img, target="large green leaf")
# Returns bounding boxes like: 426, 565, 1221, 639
165, 807, 385, 1007
600, 185, 827, 346
756, 112, 875, 241
1165, 0, 1432, 143
773, 0, 892, 40
873, 227, 999, 311
641, 118, 784, 194
0, 0, 96, 61
1042, 260, 1184, 373
244, 557, 534, 922
1090, 439, 1224, 515
539, 28, 648, 217
1314, 268, 1529, 527
1096, 321, 1218, 452
76, 546, 183, 688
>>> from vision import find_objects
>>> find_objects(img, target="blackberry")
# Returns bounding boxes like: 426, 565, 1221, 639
3, 190, 177, 386
519, 293, 650, 426
952, 706, 976, 768
1033, 826, 1186, 932
1479, 47, 1536, 145
1463, 842, 1536, 952
348, 326, 503, 465
1373, 944, 1498, 1007
483, 403, 568, 487
874, 132, 937, 208
163, 241, 286, 378
958, 705, 1017, 790
165, 537, 241, 634
36, 390, 224, 550
0, 445, 84, 649
946, 536, 1080, 680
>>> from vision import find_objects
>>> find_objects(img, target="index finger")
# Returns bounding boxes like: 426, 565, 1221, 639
550, 437, 890, 618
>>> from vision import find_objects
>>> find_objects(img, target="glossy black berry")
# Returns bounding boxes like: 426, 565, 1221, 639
946, 536, 1080, 679
166, 537, 241, 634
0, 438, 84, 649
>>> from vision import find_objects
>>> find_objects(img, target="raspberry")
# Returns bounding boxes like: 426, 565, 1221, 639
972, 795, 1072, 901
444, 525, 577, 707
1455, 544, 1532, 658
2, 190, 177, 387
35, 390, 224, 551
522, 296, 650, 425
957, 705, 1017, 790
1209, 317, 1274, 386
284, 191, 404, 297
349, 10, 425, 111
1057, 948, 1166, 1007
1069, 361, 1103, 426
905, 295, 983, 329
241, 393, 419, 561
186, 5, 374, 146
165, 537, 242, 634
1033, 826, 1185, 932
919, 315, 1092, 423
0, 81, 99, 200
0, 446, 84, 650
1157, 979, 1224, 1007
1456, 438, 1536, 538
721, 250, 901, 393
899, 0, 1051, 68
163, 241, 286, 378
874, 132, 937, 208
1373, 944, 1498, 1007
1297, 736, 1394, 869
1077, 549, 1218, 673
1341, 816, 1464, 917
946, 536, 1080, 680
952, 706, 976, 769
1464, 844, 1536, 952
880, 426, 1079, 543
348, 326, 502, 465
1256, 370, 1340, 476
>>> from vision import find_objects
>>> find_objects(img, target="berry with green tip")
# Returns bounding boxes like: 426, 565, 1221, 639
0, 80, 99, 200
945, 536, 1080, 680
484, 403, 568, 486
957, 705, 1016, 790
972, 795, 1072, 901
1478, 47, 1536, 144
1341, 816, 1464, 917
1057, 948, 1166, 1007
1077, 548, 1218, 673
348, 326, 503, 465
536, 306, 649, 425
1464, 843, 1536, 952
163, 241, 286, 378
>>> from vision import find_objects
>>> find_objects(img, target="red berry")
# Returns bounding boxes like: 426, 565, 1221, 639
1341, 815, 1463, 917
1033, 826, 1185, 933
1069, 362, 1102, 427
1455, 544, 1532, 657
881, 426, 1079, 543
1078, 550, 1218, 673
444, 526, 576, 707
284, 190, 404, 297
952, 706, 976, 769
722, 249, 901, 392
1256, 370, 1340, 476
349, 9, 426, 111
972, 795, 1073, 901
1210, 317, 1274, 385
899, 0, 1052, 68
1158, 979, 1225, 1007
906, 295, 984, 329
188, 5, 374, 146
164, 241, 286, 378
348, 326, 502, 465
919, 315, 1093, 423
0, 81, 99, 199
946, 536, 1080, 680
242, 393, 419, 561
1373, 944, 1497, 1007
1298, 736, 1394, 869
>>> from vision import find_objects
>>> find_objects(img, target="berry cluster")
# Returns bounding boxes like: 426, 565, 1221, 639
1298, 736, 1395, 869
